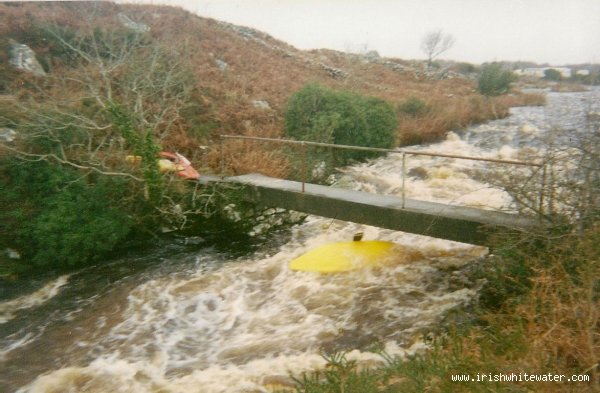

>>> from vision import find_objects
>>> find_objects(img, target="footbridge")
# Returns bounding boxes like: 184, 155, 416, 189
206, 135, 547, 245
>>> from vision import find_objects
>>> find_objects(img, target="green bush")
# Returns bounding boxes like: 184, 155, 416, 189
285, 84, 397, 164
455, 62, 477, 74
106, 102, 163, 202
477, 63, 516, 96
0, 160, 133, 270
398, 96, 429, 117
30, 181, 133, 267
543, 68, 562, 81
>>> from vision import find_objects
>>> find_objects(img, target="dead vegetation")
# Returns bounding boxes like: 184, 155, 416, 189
0, 1, 546, 178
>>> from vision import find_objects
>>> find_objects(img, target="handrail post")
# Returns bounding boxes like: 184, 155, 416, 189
219, 135, 224, 175
539, 162, 547, 217
401, 152, 406, 208
300, 141, 306, 193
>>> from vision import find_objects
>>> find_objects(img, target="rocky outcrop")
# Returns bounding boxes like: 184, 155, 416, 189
118, 13, 150, 32
251, 100, 271, 110
220, 21, 349, 79
215, 59, 229, 72
381, 60, 406, 72
0, 128, 17, 143
319, 63, 348, 79
9, 41, 46, 77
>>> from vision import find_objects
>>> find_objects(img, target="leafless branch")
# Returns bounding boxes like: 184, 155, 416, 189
421, 29, 455, 68
0, 143, 144, 181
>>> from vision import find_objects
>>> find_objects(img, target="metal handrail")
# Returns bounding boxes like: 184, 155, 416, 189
219, 134, 542, 167
219, 134, 546, 212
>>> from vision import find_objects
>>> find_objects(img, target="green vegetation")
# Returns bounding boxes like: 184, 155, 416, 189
477, 63, 517, 96
0, 159, 133, 271
105, 102, 163, 202
0, 17, 276, 277
544, 68, 563, 81
289, 227, 599, 392
397, 96, 429, 118
0, 20, 173, 274
285, 83, 397, 164
455, 61, 477, 75
0, 153, 284, 275
292, 352, 382, 393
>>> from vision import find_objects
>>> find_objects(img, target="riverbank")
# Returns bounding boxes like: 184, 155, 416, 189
280, 88, 600, 393
2, 87, 597, 393
287, 225, 599, 392
2, 2, 597, 391
0, 1, 548, 282
208, 89, 546, 179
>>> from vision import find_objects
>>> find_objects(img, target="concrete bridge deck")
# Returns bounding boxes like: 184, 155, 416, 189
200, 173, 539, 245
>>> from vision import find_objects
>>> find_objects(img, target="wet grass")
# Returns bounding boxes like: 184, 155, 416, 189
283, 224, 599, 393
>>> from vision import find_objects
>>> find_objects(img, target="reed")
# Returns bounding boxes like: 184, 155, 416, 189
289, 226, 599, 392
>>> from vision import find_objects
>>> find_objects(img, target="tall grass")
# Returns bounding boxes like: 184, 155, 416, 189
288, 226, 599, 392
1, 2, 546, 177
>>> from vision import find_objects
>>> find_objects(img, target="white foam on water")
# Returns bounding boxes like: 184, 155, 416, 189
20, 333, 429, 393
0, 332, 38, 362
17, 220, 485, 392
337, 132, 518, 212
0, 275, 71, 325
19, 350, 372, 393
12, 87, 600, 393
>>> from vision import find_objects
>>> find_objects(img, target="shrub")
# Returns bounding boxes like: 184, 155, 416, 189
477, 63, 516, 96
398, 96, 429, 117
0, 160, 133, 270
455, 62, 477, 74
544, 68, 562, 81
30, 180, 133, 267
106, 102, 163, 202
285, 84, 397, 163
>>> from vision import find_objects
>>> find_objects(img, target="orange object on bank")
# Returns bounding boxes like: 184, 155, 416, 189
158, 151, 200, 180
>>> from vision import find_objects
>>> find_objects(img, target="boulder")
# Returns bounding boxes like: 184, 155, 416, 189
251, 100, 271, 110
0, 128, 17, 143
9, 41, 46, 77
319, 63, 348, 79
215, 59, 229, 72
408, 166, 428, 179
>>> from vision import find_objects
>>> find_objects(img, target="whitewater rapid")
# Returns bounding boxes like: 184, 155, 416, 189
2, 87, 598, 393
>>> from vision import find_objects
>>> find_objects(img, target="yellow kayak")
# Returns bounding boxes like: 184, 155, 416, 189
289, 240, 396, 273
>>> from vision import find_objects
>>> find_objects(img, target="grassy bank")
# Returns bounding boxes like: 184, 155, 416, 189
210, 88, 545, 180
282, 224, 599, 392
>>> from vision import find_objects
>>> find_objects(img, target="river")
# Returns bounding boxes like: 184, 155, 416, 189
1, 87, 598, 392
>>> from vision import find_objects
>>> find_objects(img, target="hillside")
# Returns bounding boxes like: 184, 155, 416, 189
0, 1, 540, 176
0, 1, 547, 275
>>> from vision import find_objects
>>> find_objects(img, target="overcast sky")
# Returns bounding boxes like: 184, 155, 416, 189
150, 0, 599, 65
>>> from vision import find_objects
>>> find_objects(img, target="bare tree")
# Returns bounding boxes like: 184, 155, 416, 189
0, 6, 197, 225
421, 29, 455, 68
1, 10, 193, 171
